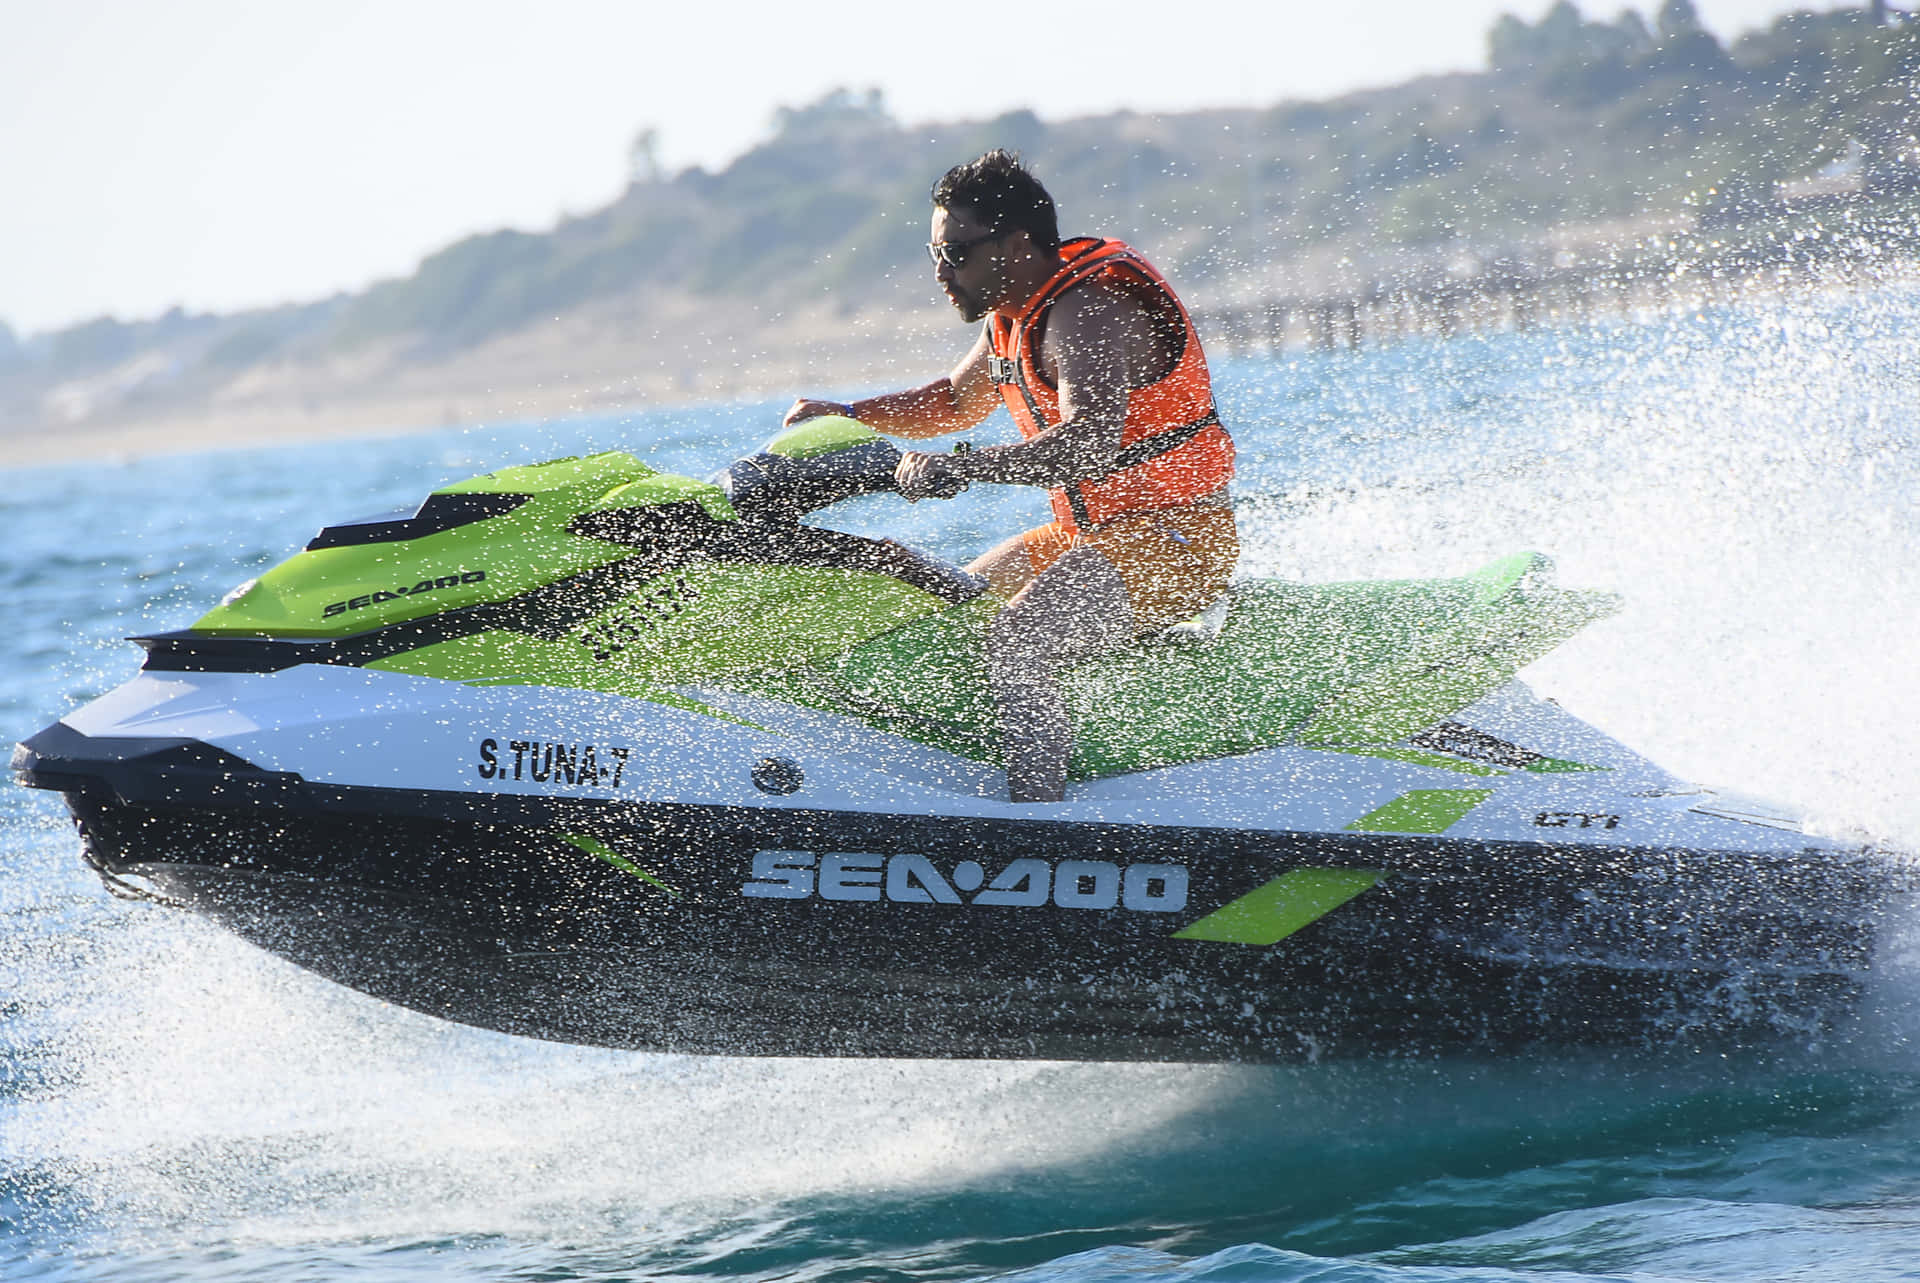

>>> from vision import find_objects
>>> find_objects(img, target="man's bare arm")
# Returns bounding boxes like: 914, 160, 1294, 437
784, 327, 1000, 440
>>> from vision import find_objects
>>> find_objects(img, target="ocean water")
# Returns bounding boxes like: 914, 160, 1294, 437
3, 284, 1919, 1281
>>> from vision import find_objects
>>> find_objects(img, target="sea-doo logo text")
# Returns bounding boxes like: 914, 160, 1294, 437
741, 850, 1189, 913
324, 570, 487, 618
477, 737, 631, 788
580, 575, 698, 661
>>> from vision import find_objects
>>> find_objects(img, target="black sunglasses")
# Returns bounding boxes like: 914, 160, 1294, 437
926, 226, 1007, 269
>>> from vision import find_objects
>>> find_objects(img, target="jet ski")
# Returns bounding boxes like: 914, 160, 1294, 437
14, 417, 1911, 1061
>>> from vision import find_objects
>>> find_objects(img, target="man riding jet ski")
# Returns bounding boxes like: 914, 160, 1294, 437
788, 149, 1237, 802
13, 418, 1912, 1061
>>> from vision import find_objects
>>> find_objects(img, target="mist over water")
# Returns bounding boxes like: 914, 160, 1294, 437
1224, 287, 1920, 850
3, 284, 1918, 1280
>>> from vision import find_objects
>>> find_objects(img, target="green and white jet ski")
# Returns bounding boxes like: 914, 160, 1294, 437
14, 417, 1912, 1060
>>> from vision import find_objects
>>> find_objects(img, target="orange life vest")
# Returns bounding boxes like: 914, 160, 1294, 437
987, 237, 1234, 531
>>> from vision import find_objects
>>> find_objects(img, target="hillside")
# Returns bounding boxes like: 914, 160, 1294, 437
4, 1, 1917, 460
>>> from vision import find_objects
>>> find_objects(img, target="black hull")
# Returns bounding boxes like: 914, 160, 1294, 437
37, 764, 1896, 1062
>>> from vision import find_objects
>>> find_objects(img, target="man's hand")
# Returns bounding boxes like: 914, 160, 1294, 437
895, 451, 967, 502
783, 398, 854, 428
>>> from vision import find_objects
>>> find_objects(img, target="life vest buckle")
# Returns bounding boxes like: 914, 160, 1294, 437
987, 355, 1019, 385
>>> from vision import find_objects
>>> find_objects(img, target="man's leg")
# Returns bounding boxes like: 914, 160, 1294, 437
973, 542, 1134, 803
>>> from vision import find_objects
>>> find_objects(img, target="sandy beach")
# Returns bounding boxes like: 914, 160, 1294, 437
15, 247, 1915, 475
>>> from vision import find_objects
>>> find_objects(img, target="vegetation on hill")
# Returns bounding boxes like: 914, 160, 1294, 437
5, 1, 1916, 429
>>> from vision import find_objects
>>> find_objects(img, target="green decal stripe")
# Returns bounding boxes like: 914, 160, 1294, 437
640, 689, 773, 730
764, 415, 877, 459
560, 834, 680, 897
1345, 788, 1493, 834
438, 450, 656, 494
1321, 746, 1501, 776
1173, 868, 1384, 945
1523, 757, 1607, 774
455, 679, 773, 732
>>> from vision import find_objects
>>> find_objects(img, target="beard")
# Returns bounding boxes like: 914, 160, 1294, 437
945, 283, 988, 324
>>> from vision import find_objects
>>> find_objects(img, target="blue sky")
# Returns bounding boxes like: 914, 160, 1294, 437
1, 0, 1846, 335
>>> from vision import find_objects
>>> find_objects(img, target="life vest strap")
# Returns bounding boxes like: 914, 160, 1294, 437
1059, 410, 1222, 529
1107, 410, 1221, 473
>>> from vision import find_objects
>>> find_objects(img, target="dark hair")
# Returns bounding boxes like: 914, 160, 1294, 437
931, 150, 1061, 255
